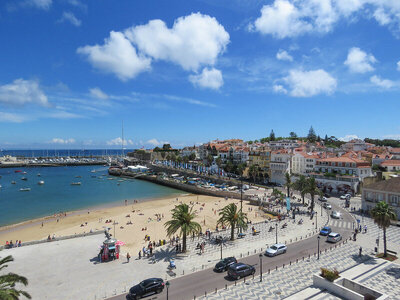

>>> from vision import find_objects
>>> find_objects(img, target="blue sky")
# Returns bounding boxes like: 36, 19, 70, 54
1, 0, 400, 149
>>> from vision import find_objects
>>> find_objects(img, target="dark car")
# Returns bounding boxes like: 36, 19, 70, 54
319, 226, 332, 236
214, 257, 237, 272
227, 263, 255, 280
126, 278, 164, 300
324, 193, 331, 198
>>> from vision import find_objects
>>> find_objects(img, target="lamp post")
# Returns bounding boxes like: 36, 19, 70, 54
240, 177, 243, 233
275, 223, 278, 244
166, 281, 170, 300
259, 253, 263, 282
321, 202, 323, 216
317, 236, 320, 260
220, 241, 223, 260
315, 214, 317, 230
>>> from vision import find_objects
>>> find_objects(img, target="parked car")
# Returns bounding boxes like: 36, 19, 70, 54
340, 194, 351, 200
265, 243, 287, 257
327, 232, 342, 243
323, 203, 332, 209
214, 257, 237, 272
319, 196, 328, 202
331, 211, 341, 219
319, 226, 332, 236
324, 193, 331, 198
126, 278, 164, 300
227, 263, 255, 279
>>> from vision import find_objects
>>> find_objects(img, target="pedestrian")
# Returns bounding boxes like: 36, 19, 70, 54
359, 246, 362, 257
127, 252, 131, 263
176, 244, 179, 253
353, 233, 357, 241
364, 225, 367, 233
138, 251, 141, 259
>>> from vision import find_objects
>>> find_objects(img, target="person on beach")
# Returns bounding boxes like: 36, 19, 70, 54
126, 252, 131, 263
138, 251, 141, 259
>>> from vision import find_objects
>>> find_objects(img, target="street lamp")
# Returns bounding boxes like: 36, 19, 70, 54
166, 281, 170, 300
240, 177, 243, 234
220, 241, 223, 260
275, 223, 278, 244
259, 253, 263, 282
321, 203, 323, 216
315, 214, 317, 230
317, 236, 320, 260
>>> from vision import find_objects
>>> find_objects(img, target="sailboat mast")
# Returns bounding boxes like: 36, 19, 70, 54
121, 120, 124, 158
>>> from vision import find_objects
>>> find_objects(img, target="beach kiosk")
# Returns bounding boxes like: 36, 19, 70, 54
100, 238, 120, 262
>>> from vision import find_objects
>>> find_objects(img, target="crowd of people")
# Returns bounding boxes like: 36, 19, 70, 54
4, 240, 22, 248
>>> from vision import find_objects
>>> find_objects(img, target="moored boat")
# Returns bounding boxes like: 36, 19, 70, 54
11, 181, 16, 184
20, 188, 31, 192
21, 177, 28, 181
15, 170, 22, 173
71, 182, 81, 185
38, 181, 45, 185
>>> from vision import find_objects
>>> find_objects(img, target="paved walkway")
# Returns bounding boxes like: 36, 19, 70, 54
2, 202, 328, 300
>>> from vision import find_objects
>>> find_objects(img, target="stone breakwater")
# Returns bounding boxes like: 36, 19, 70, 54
108, 168, 252, 201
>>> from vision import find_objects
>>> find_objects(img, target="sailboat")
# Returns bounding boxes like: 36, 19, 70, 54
20, 188, 31, 192
71, 182, 81, 186
38, 181, 45, 185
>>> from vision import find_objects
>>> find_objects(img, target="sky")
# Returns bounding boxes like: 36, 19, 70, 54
1, 0, 400, 149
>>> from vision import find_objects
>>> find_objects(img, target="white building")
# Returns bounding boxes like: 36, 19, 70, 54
381, 160, 400, 172
269, 149, 291, 185
291, 151, 319, 175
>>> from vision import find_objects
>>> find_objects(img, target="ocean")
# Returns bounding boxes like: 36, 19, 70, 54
0, 165, 184, 227
0, 149, 133, 158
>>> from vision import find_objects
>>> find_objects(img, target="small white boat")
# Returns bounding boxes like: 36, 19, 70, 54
20, 188, 31, 192
91, 170, 96, 173
0, 185, 2, 189
11, 181, 16, 184
75, 175, 82, 178
71, 182, 81, 186
22, 171, 27, 175
38, 181, 45, 185
37, 173, 41, 177
21, 177, 28, 181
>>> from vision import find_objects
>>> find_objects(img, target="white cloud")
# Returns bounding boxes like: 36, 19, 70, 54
106, 137, 134, 146
146, 139, 169, 146
373, 8, 391, 26
282, 69, 337, 97
125, 13, 229, 71
89, 87, 108, 100
273, 84, 288, 94
339, 134, 359, 142
50, 138, 76, 144
189, 68, 223, 89
397, 61, 400, 71
0, 112, 27, 123
344, 47, 377, 73
0, 79, 49, 107
25, 0, 52, 10
276, 49, 293, 61
77, 31, 151, 81
370, 75, 395, 89
335, 0, 363, 16
252, 0, 312, 38
58, 11, 81, 27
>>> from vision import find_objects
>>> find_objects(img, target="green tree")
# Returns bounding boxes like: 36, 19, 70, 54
188, 153, 196, 161
324, 134, 328, 144
248, 164, 258, 183
206, 154, 214, 167
164, 204, 202, 253
217, 203, 248, 241
0, 255, 31, 299
269, 130, 276, 141
284, 172, 292, 198
162, 144, 172, 151
371, 201, 397, 257
306, 177, 322, 213
289, 132, 297, 139
293, 175, 308, 205
307, 126, 317, 143
237, 163, 246, 176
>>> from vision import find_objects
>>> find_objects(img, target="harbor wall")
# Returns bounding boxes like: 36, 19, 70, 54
0, 161, 106, 168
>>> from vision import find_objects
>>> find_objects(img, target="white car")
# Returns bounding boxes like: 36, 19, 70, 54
331, 211, 341, 219
265, 243, 287, 256
323, 203, 332, 209
319, 196, 328, 202
327, 232, 342, 243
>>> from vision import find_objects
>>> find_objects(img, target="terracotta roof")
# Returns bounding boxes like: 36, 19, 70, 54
389, 148, 400, 154
364, 177, 400, 193
381, 160, 400, 166
318, 156, 365, 163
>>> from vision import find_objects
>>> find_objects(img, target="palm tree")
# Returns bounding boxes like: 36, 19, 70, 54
306, 177, 322, 213
371, 201, 397, 257
284, 172, 292, 198
217, 203, 248, 241
164, 204, 202, 253
0, 255, 31, 299
293, 175, 308, 205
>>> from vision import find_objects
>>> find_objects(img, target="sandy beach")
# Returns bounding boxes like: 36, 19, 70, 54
0, 194, 268, 254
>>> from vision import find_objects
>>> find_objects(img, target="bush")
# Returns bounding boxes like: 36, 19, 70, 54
320, 268, 339, 282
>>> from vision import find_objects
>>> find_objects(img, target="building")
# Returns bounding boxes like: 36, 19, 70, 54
269, 139, 300, 150
313, 156, 373, 194
362, 177, 400, 220
291, 151, 319, 175
380, 160, 400, 172
341, 139, 372, 152
269, 149, 291, 185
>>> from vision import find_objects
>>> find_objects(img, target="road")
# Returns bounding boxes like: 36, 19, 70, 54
108, 198, 355, 300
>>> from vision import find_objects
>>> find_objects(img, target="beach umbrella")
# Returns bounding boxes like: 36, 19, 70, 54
116, 240, 126, 246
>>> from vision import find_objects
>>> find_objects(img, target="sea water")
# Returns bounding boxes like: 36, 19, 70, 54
0, 165, 183, 226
